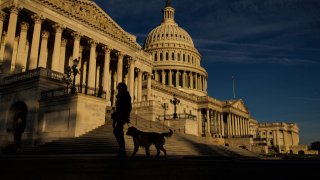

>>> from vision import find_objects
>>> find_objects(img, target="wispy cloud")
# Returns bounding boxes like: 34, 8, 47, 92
203, 55, 320, 65
288, 97, 320, 102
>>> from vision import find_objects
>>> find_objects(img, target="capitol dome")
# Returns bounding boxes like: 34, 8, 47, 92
144, 21, 195, 49
144, 0, 208, 96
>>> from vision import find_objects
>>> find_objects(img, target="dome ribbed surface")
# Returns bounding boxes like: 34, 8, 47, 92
145, 23, 195, 48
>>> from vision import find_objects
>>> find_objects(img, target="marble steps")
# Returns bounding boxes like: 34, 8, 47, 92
19, 123, 225, 157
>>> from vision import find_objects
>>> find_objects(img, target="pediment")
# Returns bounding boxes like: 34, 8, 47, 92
34, 0, 140, 49
224, 99, 249, 113
231, 100, 249, 113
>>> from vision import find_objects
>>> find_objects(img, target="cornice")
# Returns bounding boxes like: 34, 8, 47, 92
31, 0, 140, 50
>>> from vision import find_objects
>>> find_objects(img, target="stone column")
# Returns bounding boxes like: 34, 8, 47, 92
11, 37, 18, 72
189, 73, 192, 89
38, 30, 49, 68
182, 71, 186, 88
96, 65, 100, 91
0, 11, 6, 45
239, 116, 243, 136
205, 77, 207, 91
245, 119, 249, 136
102, 46, 111, 101
72, 32, 82, 85
15, 22, 29, 73
2, 5, 20, 76
233, 115, 237, 136
128, 58, 135, 98
72, 32, 81, 61
82, 60, 87, 86
206, 109, 210, 136
168, 70, 172, 86
201, 76, 204, 91
51, 24, 65, 72
0, 32, 7, 64
161, 70, 166, 84
147, 72, 152, 100
276, 129, 280, 146
195, 74, 198, 90
59, 38, 67, 73
137, 69, 142, 102
88, 40, 97, 89
175, 70, 179, 87
235, 115, 239, 136
220, 113, 225, 136
231, 114, 235, 136
156, 70, 160, 81
28, 14, 44, 70
79, 46, 84, 88
242, 118, 246, 136
217, 112, 221, 137
227, 114, 232, 136
116, 52, 123, 85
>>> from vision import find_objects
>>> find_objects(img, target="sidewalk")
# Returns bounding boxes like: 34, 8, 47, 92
0, 154, 319, 180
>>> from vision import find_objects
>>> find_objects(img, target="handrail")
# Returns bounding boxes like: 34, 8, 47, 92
158, 113, 197, 121
41, 84, 106, 99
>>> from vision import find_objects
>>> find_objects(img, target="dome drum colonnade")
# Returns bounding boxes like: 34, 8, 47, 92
0, 0, 152, 104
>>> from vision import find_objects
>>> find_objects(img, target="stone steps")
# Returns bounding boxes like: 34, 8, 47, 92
18, 115, 259, 158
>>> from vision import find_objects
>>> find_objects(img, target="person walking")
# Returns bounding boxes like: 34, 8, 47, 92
112, 82, 132, 157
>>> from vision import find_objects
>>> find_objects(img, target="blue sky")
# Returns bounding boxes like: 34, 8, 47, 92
92, 0, 320, 145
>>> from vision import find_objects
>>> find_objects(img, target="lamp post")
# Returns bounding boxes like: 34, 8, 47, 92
70, 58, 79, 94
170, 94, 180, 119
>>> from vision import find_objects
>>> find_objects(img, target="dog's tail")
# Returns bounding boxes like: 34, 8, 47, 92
162, 129, 173, 138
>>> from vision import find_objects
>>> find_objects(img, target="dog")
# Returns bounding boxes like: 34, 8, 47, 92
126, 127, 173, 157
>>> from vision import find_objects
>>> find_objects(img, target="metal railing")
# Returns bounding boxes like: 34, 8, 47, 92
3, 67, 66, 84
41, 84, 106, 99
158, 113, 197, 121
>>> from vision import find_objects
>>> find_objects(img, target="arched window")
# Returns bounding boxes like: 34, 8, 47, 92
172, 52, 175, 61
183, 54, 185, 61
166, 52, 169, 60
160, 53, 163, 61
178, 53, 181, 61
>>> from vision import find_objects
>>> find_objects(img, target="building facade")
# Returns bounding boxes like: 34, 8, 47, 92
0, 0, 304, 154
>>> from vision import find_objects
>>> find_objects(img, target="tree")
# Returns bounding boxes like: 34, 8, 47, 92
310, 141, 320, 152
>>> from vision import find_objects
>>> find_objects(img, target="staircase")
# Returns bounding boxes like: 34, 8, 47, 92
18, 115, 260, 158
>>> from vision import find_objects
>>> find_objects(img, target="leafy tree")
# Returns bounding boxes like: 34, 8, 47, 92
310, 141, 320, 152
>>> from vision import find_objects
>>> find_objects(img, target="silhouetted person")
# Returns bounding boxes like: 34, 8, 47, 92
112, 82, 132, 157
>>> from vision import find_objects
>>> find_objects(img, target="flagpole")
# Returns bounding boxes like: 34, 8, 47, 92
232, 75, 236, 99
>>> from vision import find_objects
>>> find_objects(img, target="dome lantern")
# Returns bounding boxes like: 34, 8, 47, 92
163, 0, 175, 24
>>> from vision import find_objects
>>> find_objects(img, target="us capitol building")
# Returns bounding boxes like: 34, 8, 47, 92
0, 0, 309, 155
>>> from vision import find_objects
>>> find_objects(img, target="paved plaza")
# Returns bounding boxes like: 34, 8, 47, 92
0, 155, 319, 180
